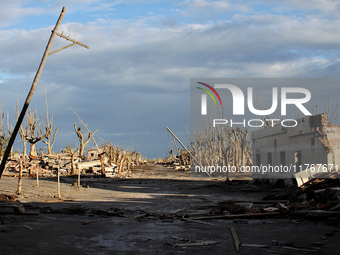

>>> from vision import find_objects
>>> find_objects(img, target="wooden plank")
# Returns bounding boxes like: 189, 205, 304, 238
230, 227, 240, 252
176, 241, 220, 247
181, 218, 217, 226
282, 246, 318, 253
190, 212, 280, 220
241, 244, 268, 248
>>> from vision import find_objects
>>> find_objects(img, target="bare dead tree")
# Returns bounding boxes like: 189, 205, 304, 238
107, 144, 123, 165
313, 100, 340, 125
100, 142, 139, 173
0, 103, 7, 157
105, 141, 114, 165
6, 111, 13, 152
78, 166, 82, 188
25, 110, 49, 158
0, 103, 13, 158
325, 100, 340, 125
64, 146, 79, 175
41, 85, 59, 154
16, 158, 23, 195
188, 105, 252, 179
114, 147, 121, 165
136, 152, 141, 165
57, 155, 61, 199
118, 151, 126, 175
16, 101, 29, 158
74, 123, 98, 157
99, 151, 106, 176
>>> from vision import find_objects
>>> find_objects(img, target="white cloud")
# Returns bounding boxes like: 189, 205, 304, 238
183, 0, 230, 10
1, 1, 340, 157
0, 5, 45, 28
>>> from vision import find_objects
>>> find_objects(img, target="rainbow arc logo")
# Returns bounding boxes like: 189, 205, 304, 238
196, 82, 222, 115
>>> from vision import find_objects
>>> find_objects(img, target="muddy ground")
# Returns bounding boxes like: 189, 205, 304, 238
0, 165, 339, 254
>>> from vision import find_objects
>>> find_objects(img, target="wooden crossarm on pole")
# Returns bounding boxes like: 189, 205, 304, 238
55, 32, 89, 49
48, 42, 76, 55
48, 32, 89, 55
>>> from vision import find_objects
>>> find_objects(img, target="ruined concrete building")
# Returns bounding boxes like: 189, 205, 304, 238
251, 113, 340, 185
87, 146, 105, 159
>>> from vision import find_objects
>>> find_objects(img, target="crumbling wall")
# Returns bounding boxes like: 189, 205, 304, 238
252, 113, 340, 186
318, 125, 340, 167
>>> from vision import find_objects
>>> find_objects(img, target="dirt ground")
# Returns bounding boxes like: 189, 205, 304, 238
0, 165, 339, 255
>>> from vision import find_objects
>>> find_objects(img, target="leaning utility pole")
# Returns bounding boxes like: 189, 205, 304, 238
166, 127, 212, 178
0, 7, 89, 178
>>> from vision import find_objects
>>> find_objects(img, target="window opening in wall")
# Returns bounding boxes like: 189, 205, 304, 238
280, 151, 285, 166
267, 152, 272, 165
256, 153, 261, 166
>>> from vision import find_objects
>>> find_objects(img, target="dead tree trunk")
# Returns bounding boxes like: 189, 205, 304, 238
64, 147, 79, 176
36, 165, 39, 187
25, 110, 49, 158
16, 101, 29, 158
100, 152, 106, 176
0, 104, 7, 158
17, 159, 23, 194
109, 145, 113, 165
78, 166, 81, 188
71, 153, 76, 175
74, 123, 98, 157
57, 156, 61, 199
118, 152, 126, 176
114, 149, 120, 165
40, 86, 58, 154
136, 152, 141, 166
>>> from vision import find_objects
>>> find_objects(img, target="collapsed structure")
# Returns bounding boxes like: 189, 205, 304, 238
251, 113, 340, 185
3, 145, 146, 178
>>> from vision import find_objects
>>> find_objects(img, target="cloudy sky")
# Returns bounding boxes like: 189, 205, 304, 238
1, 0, 340, 158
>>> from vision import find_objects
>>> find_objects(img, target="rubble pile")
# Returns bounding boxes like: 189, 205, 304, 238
260, 176, 340, 221
2, 148, 146, 178
159, 149, 191, 171
186, 176, 340, 223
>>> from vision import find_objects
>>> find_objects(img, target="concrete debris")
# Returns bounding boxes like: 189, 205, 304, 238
157, 148, 191, 171
294, 167, 340, 187
3, 147, 146, 178
260, 176, 340, 223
